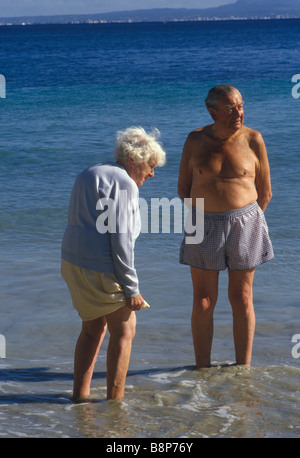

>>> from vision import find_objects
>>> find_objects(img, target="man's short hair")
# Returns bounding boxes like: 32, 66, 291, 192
205, 84, 237, 110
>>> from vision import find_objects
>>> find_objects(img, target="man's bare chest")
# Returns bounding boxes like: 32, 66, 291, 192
192, 143, 257, 179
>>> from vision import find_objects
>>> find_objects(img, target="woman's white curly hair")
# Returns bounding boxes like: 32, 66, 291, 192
114, 126, 166, 167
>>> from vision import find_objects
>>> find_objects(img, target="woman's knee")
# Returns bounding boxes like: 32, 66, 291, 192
117, 318, 136, 342
107, 307, 136, 342
82, 317, 107, 341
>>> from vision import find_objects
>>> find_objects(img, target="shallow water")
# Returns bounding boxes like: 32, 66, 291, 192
1, 358, 299, 438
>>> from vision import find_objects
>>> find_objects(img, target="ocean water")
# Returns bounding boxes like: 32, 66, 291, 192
0, 19, 299, 438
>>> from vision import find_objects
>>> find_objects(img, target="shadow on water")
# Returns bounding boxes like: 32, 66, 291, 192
0, 393, 72, 405
0, 365, 198, 383
0, 365, 198, 405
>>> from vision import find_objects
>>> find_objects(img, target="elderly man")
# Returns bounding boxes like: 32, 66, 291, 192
178, 85, 274, 368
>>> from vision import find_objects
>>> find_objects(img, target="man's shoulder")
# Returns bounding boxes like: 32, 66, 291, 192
182, 126, 212, 161
188, 124, 211, 136
242, 126, 266, 158
242, 125, 263, 142
186, 125, 212, 144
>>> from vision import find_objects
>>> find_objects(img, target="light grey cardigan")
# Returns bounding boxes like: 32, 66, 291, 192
61, 162, 141, 298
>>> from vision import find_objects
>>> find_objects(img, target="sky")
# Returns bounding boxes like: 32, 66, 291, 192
0, 0, 233, 18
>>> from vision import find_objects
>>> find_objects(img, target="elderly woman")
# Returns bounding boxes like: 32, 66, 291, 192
61, 126, 166, 402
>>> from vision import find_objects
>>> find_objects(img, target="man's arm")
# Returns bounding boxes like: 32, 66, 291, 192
252, 131, 272, 212
178, 134, 194, 202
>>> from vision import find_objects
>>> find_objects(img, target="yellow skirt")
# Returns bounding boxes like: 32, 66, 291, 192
61, 259, 126, 321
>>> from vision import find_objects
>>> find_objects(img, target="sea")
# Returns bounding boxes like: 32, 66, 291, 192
0, 18, 299, 439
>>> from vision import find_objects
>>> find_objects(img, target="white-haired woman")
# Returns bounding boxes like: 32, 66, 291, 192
61, 126, 166, 402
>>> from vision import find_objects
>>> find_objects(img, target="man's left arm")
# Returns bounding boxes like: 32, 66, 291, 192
252, 131, 272, 212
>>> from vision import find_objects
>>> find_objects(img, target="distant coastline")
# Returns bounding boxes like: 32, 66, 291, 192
1, 5, 300, 27
1, 17, 299, 27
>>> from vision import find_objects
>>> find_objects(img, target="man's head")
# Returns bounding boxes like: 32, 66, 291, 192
205, 85, 244, 133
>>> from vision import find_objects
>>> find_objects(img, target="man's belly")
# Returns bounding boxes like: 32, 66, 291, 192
190, 178, 258, 212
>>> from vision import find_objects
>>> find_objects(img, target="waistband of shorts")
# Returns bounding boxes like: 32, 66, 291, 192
199, 201, 259, 219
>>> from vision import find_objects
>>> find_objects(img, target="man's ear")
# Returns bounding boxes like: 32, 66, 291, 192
208, 107, 217, 120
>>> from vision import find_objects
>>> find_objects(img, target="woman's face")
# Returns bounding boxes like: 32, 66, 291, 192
127, 159, 157, 187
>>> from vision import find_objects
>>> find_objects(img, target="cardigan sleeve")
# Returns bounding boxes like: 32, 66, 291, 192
109, 182, 141, 298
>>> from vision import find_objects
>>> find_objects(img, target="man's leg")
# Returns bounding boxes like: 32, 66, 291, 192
106, 306, 136, 400
190, 267, 219, 368
73, 316, 107, 402
228, 268, 256, 366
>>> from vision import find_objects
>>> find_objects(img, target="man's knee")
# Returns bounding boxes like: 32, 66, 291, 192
229, 287, 253, 316
228, 268, 255, 311
193, 295, 217, 314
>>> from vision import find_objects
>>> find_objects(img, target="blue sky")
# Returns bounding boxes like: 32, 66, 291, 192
0, 1, 233, 17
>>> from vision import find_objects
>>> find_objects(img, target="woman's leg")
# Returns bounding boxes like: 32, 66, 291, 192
106, 306, 136, 400
72, 316, 107, 402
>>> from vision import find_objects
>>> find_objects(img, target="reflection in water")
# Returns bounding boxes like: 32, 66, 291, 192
71, 397, 137, 438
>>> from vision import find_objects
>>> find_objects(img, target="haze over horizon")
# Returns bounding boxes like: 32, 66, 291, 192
0, 0, 233, 18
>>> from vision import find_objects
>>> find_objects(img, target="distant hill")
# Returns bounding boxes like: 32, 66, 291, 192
1, 0, 300, 25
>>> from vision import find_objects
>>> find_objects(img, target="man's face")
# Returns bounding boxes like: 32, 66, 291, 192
212, 90, 244, 132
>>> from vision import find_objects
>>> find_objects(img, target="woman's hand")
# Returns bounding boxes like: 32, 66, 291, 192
126, 294, 145, 311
